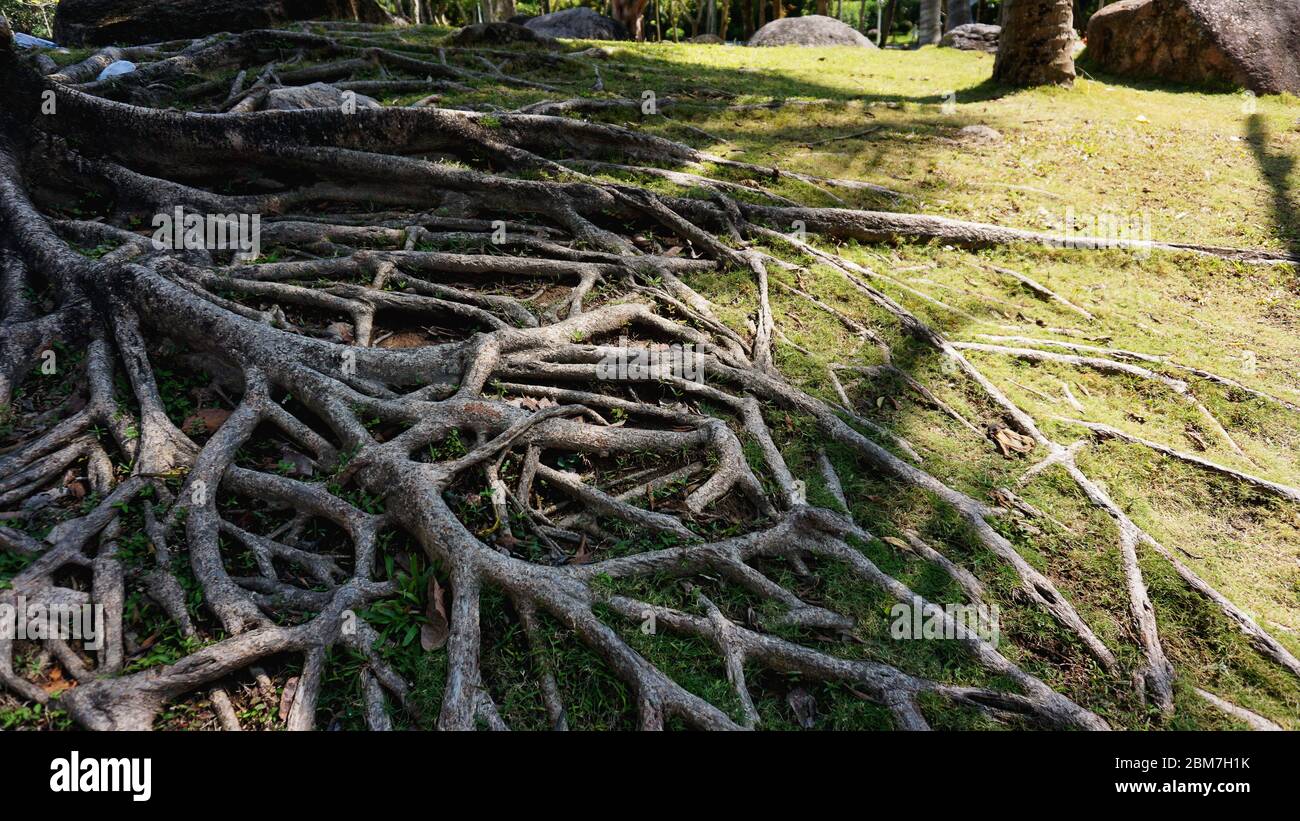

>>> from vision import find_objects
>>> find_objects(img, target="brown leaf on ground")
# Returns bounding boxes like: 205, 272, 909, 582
324, 321, 354, 344
518, 396, 557, 411
988, 424, 1036, 458
881, 535, 910, 551
990, 488, 1015, 510
42, 670, 74, 696
278, 677, 299, 721
421, 576, 450, 652
376, 331, 426, 349
182, 408, 231, 436
568, 534, 595, 565
62, 469, 86, 499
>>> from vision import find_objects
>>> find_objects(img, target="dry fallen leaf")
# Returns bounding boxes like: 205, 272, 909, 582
568, 534, 595, 565
324, 321, 354, 344
36, 666, 71, 697
377, 331, 427, 349
1183, 428, 1209, 452
520, 395, 557, 411
787, 686, 818, 729
182, 407, 231, 436
881, 535, 910, 551
421, 576, 450, 652
279, 677, 299, 721
62, 469, 87, 499
988, 424, 1036, 458
990, 488, 1015, 510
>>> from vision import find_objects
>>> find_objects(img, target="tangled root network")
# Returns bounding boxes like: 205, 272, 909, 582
1, 18, 1296, 731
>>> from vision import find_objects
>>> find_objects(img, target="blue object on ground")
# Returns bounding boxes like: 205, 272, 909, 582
15, 32, 59, 49
97, 60, 138, 81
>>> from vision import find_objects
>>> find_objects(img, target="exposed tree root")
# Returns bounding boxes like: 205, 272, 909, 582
0, 17, 1295, 731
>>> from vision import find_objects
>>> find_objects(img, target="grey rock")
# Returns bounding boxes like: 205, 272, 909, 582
748, 15, 877, 48
1086, 0, 1300, 95
940, 23, 999, 53
265, 83, 381, 111
957, 124, 1002, 143
447, 21, 556, 48
524, 8, 629, 41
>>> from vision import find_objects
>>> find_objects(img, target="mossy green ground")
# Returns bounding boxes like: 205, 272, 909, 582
442, 33, 1300, 730
6, 27, 1299, 730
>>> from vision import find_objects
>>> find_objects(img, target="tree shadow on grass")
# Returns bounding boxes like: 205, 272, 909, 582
1245, 112, 1299, 259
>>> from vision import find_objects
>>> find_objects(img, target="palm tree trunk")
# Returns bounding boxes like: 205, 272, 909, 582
945, 0, 971, 30
917, 0, 942, 46
993, 0, 1076, 86
881, 0, 899, 46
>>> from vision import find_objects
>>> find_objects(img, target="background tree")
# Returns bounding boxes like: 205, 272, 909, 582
916, 0, 940, 45
880, 0, 900, 44
612, 0, 651, 38
945, 0, 971, 29
0, 0, 57, 36
993, 0, 1075, 86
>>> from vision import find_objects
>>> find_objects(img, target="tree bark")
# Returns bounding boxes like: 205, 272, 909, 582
917, 0, 941, 45
946, 0, 972, 30
612, 0, 650, 38
993, 0, 1076, 86
881, 0, 899, 45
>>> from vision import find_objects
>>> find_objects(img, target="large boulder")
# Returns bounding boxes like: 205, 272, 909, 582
1086, 0, 1300, 95
447, 22, 556, 48
940, 23, 999, 53
265, 82, 380, 110
53, 0, 395, 47
748, 15, 877, 48
523, 8, 629, 41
